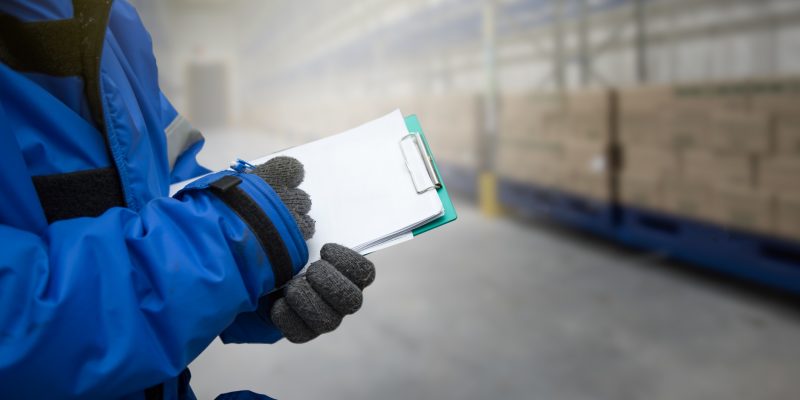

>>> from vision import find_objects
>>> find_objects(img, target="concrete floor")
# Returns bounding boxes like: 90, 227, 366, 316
189, 130, 800, 400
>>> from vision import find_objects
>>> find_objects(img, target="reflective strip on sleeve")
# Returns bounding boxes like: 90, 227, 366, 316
165, 114, 204, 170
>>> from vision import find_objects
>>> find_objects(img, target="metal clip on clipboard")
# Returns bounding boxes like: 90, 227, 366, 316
399, 132, 442, 194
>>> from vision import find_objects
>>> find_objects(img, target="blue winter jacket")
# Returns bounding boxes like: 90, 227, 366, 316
0, 1, 307, 399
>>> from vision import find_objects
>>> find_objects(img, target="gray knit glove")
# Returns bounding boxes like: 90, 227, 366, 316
250, 156, 315, 240
270, 243, 375, 343
250, 156, 376, 343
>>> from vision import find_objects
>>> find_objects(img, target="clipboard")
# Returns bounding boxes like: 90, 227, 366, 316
402, 115, 458, 237
255, 110, 456, 261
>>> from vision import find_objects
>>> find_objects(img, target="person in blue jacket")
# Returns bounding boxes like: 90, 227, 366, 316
0, 0, 376, 399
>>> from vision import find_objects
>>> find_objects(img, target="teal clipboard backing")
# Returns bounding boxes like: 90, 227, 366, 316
404, 115, 458, 236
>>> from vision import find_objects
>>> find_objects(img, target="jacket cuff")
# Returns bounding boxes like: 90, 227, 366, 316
218, 295, 284, 345
175, 171, 308, 292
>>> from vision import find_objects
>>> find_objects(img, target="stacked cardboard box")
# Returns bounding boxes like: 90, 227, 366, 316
558, 90, 615, 203
717, 80, 800, 240
408, 94, 482, 170
496, 93, 564, 188
618, 85, 677, 214
760, 156, 800, 240
496, 90, 614, 202
619, 78, 800, 242
752, 80, 800, 241
776, 195, 800, 241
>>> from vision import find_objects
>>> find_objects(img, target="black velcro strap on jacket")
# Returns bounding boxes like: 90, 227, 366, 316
0, 0, 114, 132
32, 167, 126, 223
143, 382, 164, 400
1, 0, 129, 218
209, 176, 294, 288
0, 17, 82, 76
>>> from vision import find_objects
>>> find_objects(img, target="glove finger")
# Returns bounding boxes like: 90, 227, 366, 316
290, 211, 316, 240
270, 297, 318, 344
306, 260, 363, 315
253, 156, 304, 188
285, 277, 343, 335
321, 243, 375, 289
274, 186, 312, 215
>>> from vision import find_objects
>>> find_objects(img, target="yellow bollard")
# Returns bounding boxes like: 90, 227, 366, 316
478, 171, 502, 217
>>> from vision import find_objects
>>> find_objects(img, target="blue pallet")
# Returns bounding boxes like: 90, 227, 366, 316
437, 163, 478, 198
497, 178, 618, 237
495, 179, 800, 294
618, 206, 800, 294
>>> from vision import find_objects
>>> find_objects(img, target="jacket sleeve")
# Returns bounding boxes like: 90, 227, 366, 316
158, 95, 289, 345
0, 171, 307, 399
156, 82, 287, 344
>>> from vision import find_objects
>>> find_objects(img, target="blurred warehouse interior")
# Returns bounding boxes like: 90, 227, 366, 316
134, 0, 800, 237
135, 0, 800, 128
132, 0, 800, 399
133, 0, 800, 284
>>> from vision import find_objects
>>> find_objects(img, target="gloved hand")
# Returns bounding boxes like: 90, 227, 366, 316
270, 244, 375, 343
250, 156, 315, 240
249, 157, 376, 344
